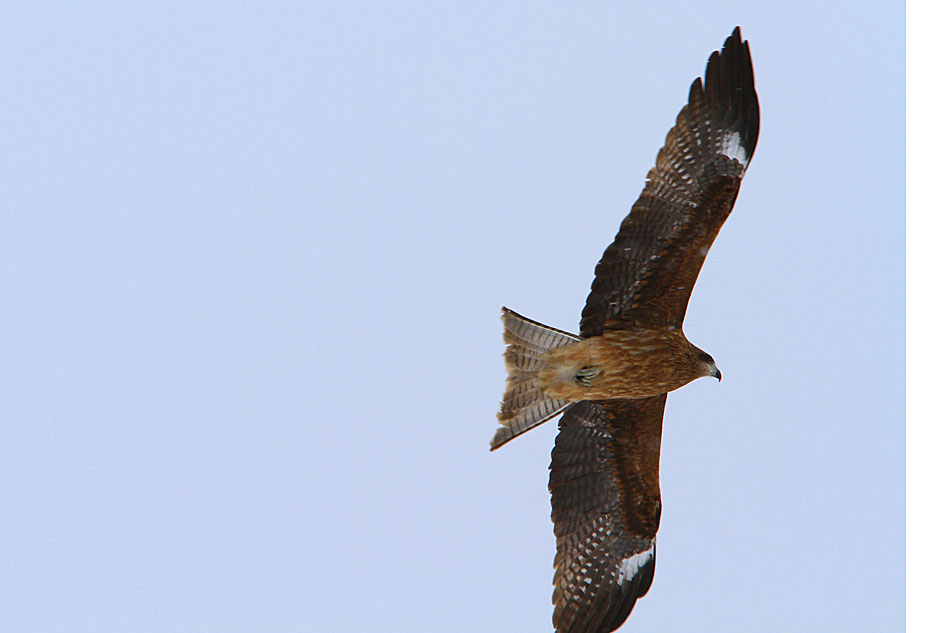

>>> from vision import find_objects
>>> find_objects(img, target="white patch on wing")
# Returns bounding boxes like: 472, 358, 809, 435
617, 540, 655, 584
719, 130, 748, 167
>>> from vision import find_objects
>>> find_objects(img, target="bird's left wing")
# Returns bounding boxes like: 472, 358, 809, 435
580, 27, 759, 337
549, 396, 666, 633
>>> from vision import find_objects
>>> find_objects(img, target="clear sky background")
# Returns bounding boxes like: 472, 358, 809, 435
2, 2, 905, 632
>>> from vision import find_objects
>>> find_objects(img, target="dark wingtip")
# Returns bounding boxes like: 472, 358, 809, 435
704, 26, 760, 162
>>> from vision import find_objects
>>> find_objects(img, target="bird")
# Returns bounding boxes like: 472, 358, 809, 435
491, 27, 759, 633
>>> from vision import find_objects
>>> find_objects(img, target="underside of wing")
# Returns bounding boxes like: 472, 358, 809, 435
549, 397, 667, 633
580, 27, 759, 337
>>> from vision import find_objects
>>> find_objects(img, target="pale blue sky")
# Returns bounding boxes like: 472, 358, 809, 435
1, 2, 904, 632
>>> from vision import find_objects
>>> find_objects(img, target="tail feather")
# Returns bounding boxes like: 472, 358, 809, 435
492, 308, 579, 451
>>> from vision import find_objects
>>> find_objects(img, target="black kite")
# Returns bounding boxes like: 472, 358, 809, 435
491, 27, 759, 633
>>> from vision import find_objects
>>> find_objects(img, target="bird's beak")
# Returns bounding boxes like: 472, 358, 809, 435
713, 367, 722, 382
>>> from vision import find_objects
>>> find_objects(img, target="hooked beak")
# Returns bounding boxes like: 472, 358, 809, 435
713, 366, 722, 382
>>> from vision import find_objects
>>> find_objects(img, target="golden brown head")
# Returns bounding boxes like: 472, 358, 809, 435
687, 343, 722, 382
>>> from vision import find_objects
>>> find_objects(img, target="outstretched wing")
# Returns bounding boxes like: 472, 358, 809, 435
549, 397, 666, 633
580, 27, 759, 338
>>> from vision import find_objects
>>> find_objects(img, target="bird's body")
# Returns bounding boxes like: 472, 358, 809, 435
538, 326, 717, 402
491, 27, 759, 633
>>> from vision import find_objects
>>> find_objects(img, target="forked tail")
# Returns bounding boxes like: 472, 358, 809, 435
491, 307, 579, 450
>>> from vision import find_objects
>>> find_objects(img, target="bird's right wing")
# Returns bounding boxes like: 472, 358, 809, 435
549, 396, 667, 633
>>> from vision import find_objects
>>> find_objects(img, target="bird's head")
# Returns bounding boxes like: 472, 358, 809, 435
694, 348, 722, 382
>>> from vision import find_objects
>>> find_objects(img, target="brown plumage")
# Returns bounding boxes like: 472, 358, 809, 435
491, 28, 759, 633
540, 327, 718, 402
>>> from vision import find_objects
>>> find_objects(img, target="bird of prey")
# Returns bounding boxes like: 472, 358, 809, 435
491, 28, 759, 633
